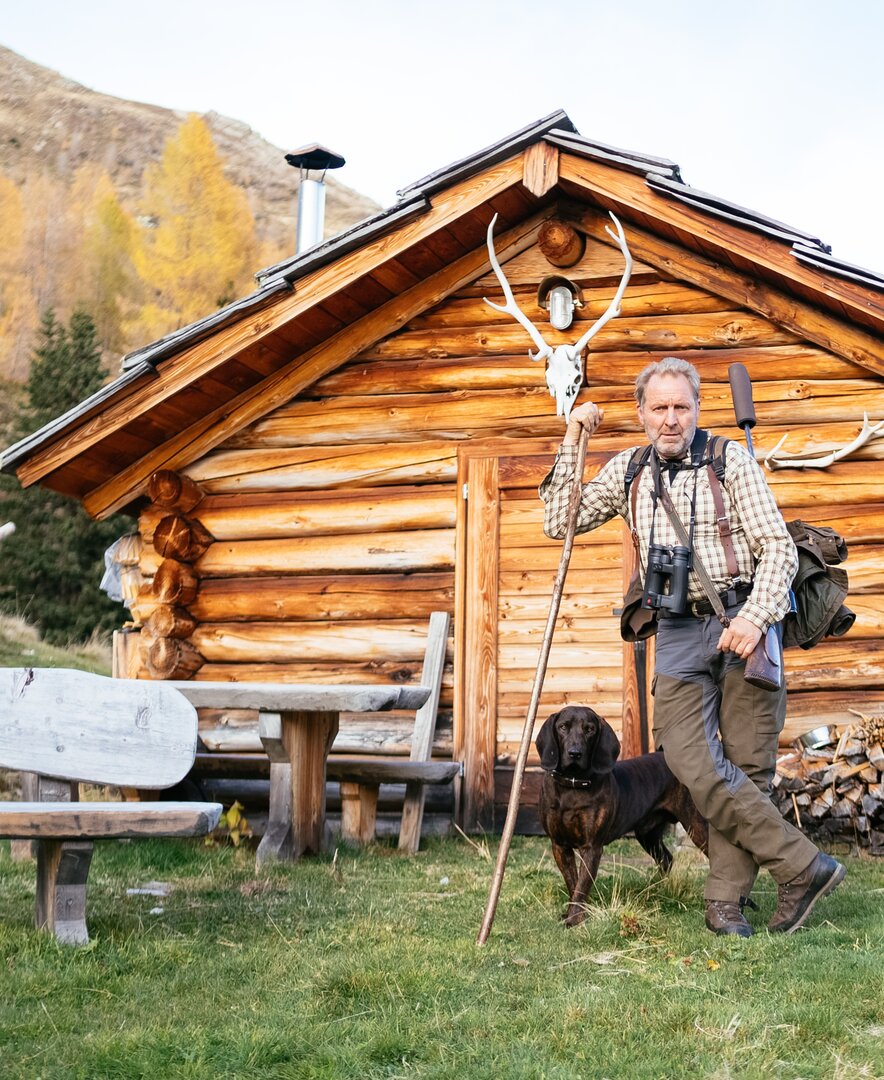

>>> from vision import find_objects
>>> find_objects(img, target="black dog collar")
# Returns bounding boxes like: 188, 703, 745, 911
548, 769, 594, 790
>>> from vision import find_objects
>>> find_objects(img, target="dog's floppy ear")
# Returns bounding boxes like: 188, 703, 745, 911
590, 717, 621, 775
536, 713, 560, 770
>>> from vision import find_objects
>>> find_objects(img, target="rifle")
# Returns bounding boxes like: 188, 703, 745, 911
727, 363, 784, 692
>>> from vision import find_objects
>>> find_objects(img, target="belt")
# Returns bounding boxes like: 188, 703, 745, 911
661, 584, 752, 619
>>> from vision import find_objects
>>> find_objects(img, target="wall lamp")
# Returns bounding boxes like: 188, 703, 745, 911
537, 275, 584, 331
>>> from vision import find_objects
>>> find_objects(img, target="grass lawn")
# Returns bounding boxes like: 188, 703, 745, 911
1, 833, 882, 1079
0, 614, 111, 675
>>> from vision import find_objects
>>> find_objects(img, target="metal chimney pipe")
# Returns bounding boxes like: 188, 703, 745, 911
284, 144, 346, 254
296, 178, 326, 253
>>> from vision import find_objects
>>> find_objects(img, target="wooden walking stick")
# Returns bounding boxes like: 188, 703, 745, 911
475, 212, 631, 945
476, 426, 589, 945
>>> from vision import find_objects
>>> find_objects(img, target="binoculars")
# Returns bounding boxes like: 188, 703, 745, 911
643, 543, 691, 614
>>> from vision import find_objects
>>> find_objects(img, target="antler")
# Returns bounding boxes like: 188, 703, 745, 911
762, 413, 884, 470
483, 214, 553, 363
570, 213, 633, 354
483, 211, 633, 423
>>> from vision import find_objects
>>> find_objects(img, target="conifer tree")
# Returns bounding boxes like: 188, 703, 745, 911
23, 308, 106, 430
0, 308, 127, 643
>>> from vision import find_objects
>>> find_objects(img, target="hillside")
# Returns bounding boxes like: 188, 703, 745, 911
0, 45, 381, 379
0, 44, 378, 249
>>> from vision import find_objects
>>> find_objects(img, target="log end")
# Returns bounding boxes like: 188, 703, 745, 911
538, 219, 586, 269
146, 637, 205, 680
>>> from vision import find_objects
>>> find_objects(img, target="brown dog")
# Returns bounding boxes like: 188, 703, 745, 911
536, 705, 708, 926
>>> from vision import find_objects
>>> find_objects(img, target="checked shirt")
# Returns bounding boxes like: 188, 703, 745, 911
539, 438, 798, 632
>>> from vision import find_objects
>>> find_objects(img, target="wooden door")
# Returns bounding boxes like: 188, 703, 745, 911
455, 439, 649, 830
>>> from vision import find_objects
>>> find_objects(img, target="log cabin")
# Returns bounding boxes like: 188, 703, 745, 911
4, 109, 884, 832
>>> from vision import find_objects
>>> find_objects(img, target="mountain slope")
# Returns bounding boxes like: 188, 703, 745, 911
0, 44, 379, 260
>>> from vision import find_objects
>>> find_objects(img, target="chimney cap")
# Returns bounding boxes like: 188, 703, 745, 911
285, 144, 346, 171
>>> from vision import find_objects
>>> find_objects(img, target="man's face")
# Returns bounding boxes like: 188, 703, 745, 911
637, 373, 699, 460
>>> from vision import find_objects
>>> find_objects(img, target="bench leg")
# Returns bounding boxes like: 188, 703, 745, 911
12, 773, 77, 862
257, 762, 294, 868
35, 840, 94, 945
398, 781, 427, 855
340, 782, 379, 846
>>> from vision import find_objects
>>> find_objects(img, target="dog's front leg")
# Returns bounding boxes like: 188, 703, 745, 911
564, 845, 602, 927
551, 842, 579, 906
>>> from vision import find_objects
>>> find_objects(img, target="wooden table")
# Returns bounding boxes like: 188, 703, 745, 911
171, 682, 430, 864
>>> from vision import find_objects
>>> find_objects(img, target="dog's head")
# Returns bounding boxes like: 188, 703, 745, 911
536, 706, 621, 778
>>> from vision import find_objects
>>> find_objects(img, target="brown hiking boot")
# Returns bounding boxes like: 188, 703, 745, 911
705, 900, 753, 937
768, 852, 846, 934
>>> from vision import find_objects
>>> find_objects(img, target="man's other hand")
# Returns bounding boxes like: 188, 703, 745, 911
717, 616, 762, 659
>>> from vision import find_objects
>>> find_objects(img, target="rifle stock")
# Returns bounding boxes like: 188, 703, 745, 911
744, 625, 782, 692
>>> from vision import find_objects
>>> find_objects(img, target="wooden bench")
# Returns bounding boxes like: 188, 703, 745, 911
255, 612, 458, 853
188, 612, 459, 854
330, 611, 459, 851
0, 668, 222, 944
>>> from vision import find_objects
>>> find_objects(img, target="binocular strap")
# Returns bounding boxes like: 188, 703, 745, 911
655, 478, 730, 627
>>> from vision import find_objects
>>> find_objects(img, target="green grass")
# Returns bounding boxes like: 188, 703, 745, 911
0, 613, 112, 673
1, 835, 882, 1079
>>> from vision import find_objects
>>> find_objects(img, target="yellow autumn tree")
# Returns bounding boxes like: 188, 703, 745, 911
64, 166, 139, 356
21, 173, 69, 317
131, 115, 258, 343
0, 174, 38, 380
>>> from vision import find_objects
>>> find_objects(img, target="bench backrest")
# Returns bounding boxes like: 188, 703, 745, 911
0, 668, 199, 788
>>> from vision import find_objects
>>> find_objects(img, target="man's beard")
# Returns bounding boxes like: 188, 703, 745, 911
649, 422, 697, 460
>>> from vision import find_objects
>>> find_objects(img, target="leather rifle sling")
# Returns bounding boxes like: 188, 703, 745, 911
706, 452, 742, 583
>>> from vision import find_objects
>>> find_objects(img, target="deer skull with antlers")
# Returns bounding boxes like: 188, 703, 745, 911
484, 212, 633, 421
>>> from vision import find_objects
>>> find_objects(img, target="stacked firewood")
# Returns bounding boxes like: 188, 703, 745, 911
774, 710, 884, 854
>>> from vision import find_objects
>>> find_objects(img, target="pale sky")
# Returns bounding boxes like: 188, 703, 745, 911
2, 0, 883, 273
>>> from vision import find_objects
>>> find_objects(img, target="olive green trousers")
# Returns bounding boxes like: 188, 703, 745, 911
651, 609, 818, 902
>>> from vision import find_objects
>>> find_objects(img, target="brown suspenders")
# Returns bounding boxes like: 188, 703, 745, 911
628, 435, 744, 588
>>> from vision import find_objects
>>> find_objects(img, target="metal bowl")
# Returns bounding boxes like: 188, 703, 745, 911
796, 724, 839, 750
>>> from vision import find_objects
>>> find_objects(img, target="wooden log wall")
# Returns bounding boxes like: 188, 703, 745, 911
128, 207, 884, 825
134, 481, 458, 757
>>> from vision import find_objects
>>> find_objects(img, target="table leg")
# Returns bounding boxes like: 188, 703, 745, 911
257, 713, 290, 866
257, 710, 338, 862
283, 710, 338, 857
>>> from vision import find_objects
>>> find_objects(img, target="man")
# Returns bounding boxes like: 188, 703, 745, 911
540, 357, 845, 936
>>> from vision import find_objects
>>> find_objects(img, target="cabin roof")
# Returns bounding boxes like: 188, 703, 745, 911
3, 109, 883, 517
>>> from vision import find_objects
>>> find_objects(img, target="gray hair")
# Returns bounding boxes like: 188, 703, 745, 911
634, 357, 701, 406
